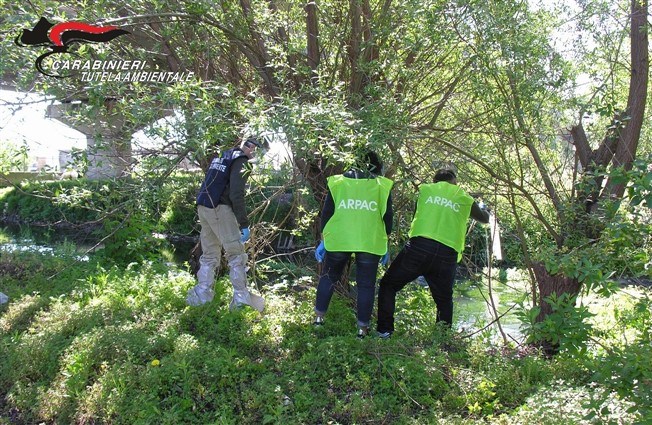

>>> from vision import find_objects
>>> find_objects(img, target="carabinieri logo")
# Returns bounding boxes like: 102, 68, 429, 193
15, 17, 130, 78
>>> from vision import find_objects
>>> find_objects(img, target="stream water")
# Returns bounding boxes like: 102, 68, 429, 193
0, 223, 96, 260
0, 224, 525, 340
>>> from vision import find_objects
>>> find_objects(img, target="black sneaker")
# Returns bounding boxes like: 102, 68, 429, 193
313, 316, 325, 326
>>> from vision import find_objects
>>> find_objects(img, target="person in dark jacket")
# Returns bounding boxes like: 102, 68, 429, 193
376, 167, 490, 337
314, 151, 394, 338
186, 136, 267, 311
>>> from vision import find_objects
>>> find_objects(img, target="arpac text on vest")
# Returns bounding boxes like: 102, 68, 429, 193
425, 196, 460, 212
338, 199, 378, 211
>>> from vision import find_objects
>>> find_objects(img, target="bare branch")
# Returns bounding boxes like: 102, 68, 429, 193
570, 124, 590, 169
427, 134, 562, 243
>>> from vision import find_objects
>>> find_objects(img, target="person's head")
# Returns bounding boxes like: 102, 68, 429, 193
240, 136, 268, 159
434, 168, 457, 184
359, 150, 383, 176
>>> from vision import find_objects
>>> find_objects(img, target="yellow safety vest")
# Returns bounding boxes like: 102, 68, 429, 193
409, 182, 473, 262
323, 175, 393, 255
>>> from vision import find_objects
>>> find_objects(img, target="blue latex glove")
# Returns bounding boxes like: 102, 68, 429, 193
240, 227, 250, 243
380, 251, 390, 266
315, 240, 325, 263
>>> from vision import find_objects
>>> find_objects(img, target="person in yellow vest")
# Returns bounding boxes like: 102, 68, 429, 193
314, 151, 394, 338
376, 167, 489, 338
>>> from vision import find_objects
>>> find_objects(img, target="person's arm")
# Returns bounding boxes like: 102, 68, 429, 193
229, 157, 251, 229
383, 193, 393, 235
320, 190, 335, 233
470, 201, 490, 224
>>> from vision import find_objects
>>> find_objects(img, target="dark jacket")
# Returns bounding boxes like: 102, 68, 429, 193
196, 147, 251, 229
470, 202, 490, 224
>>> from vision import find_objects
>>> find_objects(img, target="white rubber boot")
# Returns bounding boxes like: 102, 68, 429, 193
187, 257, 218, 306
228, 254, 265, 312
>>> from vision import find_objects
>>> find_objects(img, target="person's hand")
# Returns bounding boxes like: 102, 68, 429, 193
380, 251, 390, 266
240, 227, 250, 243
315, 240, 325, 263
478, 201, 491, 214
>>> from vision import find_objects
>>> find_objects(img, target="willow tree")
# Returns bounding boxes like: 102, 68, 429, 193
1, 0, 649, 345
416, 0, 650, 350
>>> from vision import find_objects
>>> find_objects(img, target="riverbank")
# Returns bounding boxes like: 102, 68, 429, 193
0, 172, 60, 188
1, 245, 647, 424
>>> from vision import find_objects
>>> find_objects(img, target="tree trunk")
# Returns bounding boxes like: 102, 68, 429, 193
531, 262, 581, 354
534, 0, 649, 348
348, 0, 363, 97
305, 0, 320, 85
606, 0, 648, 197
531, 262, 581, 320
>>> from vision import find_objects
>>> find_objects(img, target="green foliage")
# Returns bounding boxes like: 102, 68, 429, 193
0, 5, 650, 419
0, 176, 200, 263
1, 247, 644, 424
0, 141, 29, 173
152, 173, 202, 237
98, 211, 166, 264
518, 293, 595, 356
598, 215, 652, 282
586, 292, 652, 422
538, 245, 618, 296
0, 170, 323, 267
627, 155, 652, 209
494, 381, 637, 425
274, 87, 368, 170
1, 179, 118, 224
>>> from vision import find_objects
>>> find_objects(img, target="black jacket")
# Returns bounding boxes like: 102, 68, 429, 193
196, 148, 251, 228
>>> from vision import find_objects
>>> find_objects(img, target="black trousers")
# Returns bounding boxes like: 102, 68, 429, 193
315, 251, 381, 327
377, 237, 458, 333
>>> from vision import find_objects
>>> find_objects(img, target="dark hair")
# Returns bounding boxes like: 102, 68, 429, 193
363, 151, 383, 175
243, 137, 260, 148
434, 168, 456, 182
243, 136, 270, 150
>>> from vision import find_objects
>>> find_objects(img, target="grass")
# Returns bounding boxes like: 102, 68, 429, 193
0, 247, 646, 424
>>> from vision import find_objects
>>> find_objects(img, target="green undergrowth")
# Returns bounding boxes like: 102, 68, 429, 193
0, 174, 316, 264
0, 248, 646, 424
0, 175, 200, 235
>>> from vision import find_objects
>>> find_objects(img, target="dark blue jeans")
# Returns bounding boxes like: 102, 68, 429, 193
377, 237, 458, 333
315, 251, 381, 327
